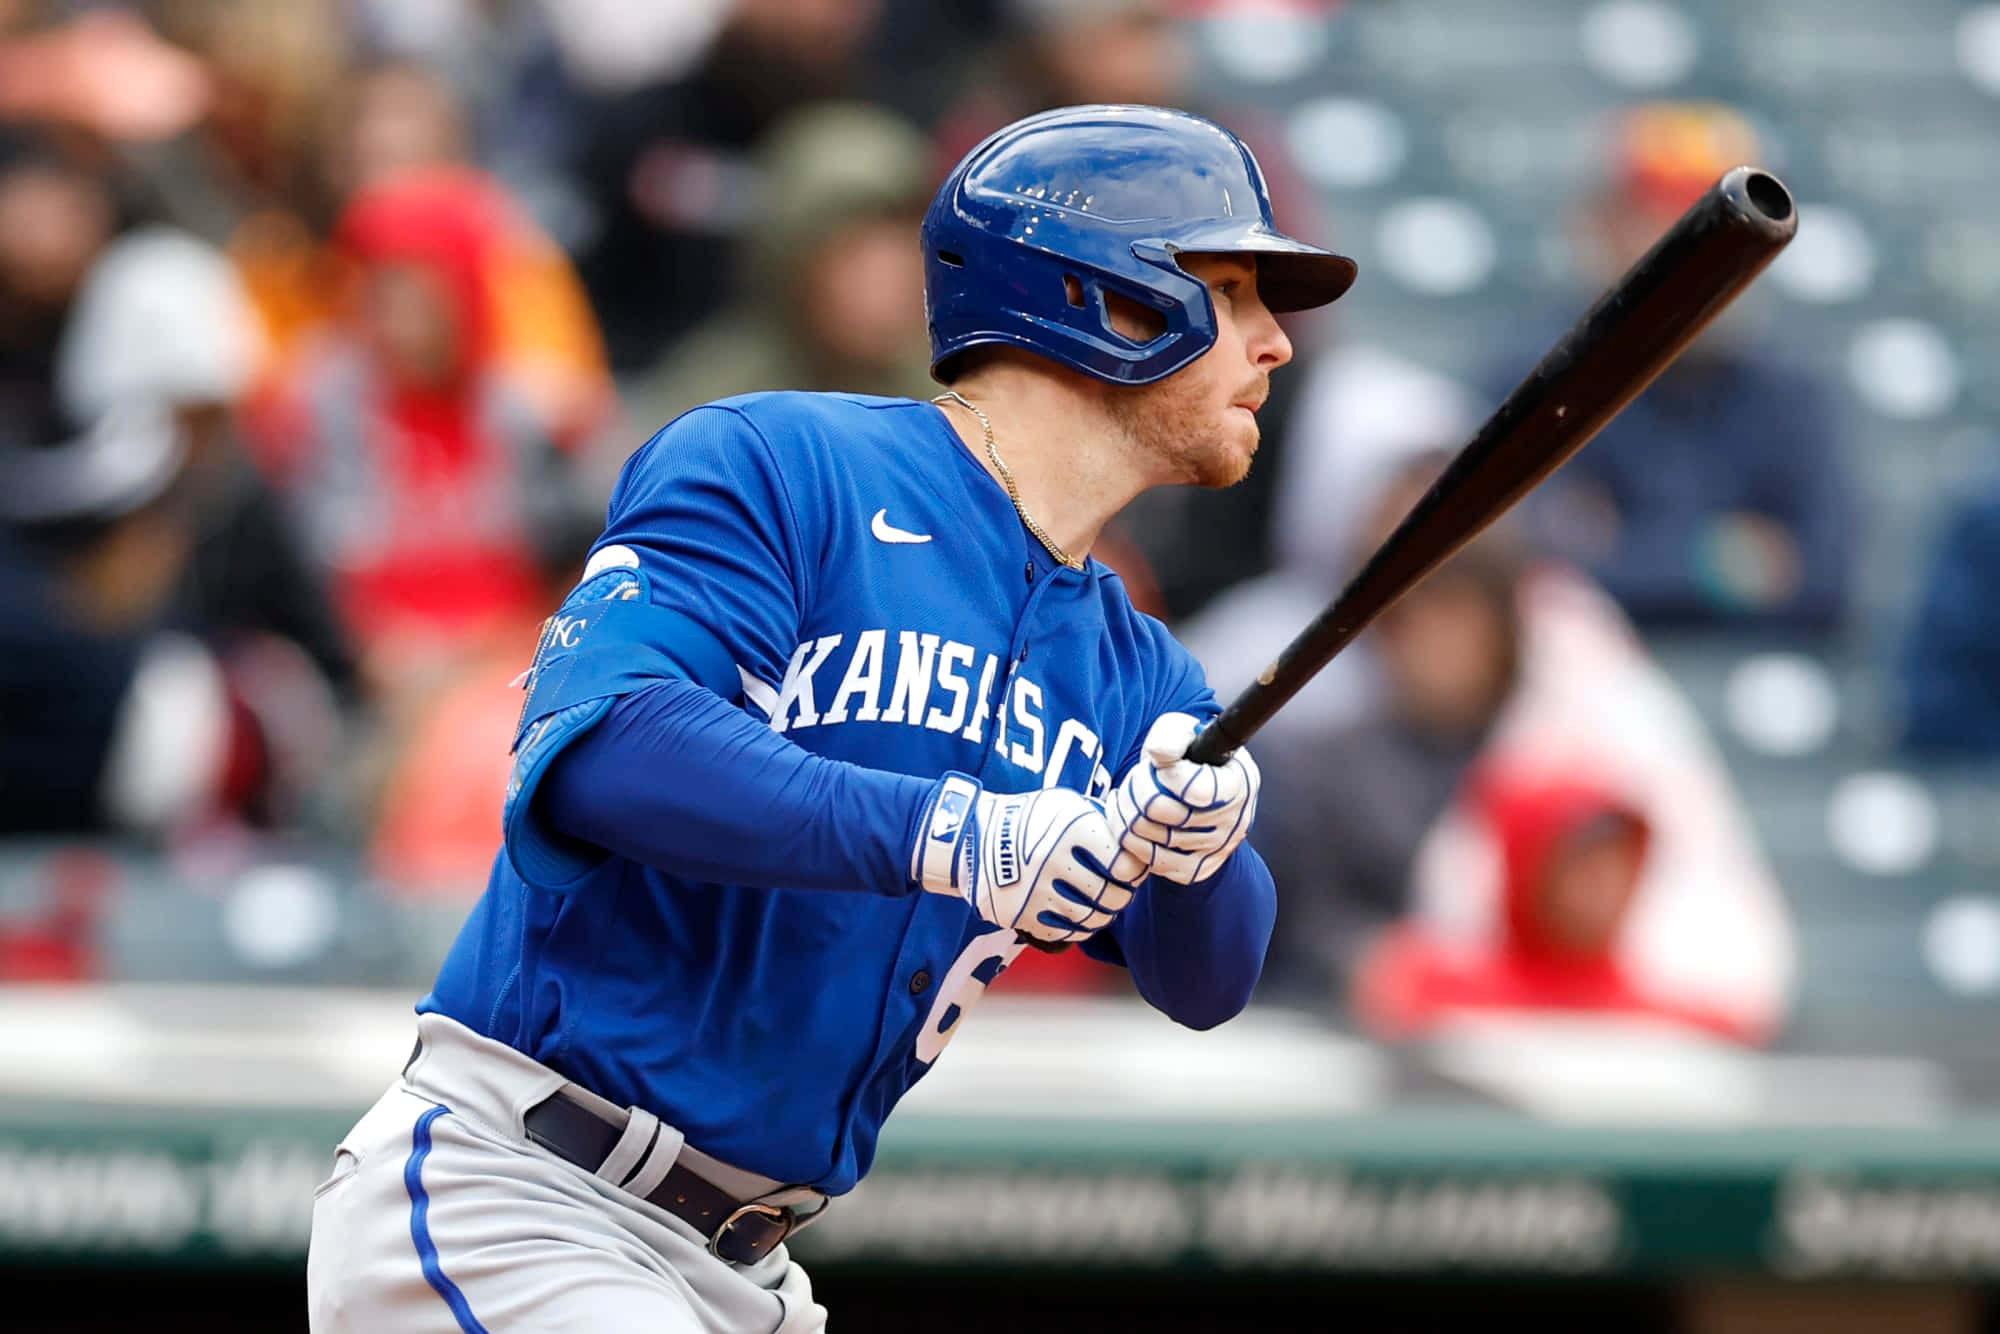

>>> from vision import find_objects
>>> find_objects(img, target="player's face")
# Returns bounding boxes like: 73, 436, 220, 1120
1108, 253, 1293, 489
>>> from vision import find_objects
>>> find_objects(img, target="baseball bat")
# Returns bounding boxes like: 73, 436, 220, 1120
1021, 166, 1795, 954
1184, 165, 1797, 765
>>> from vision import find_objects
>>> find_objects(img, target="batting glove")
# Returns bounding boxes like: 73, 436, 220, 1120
1104, 712, 1260, 885
912, 773, 1135, 945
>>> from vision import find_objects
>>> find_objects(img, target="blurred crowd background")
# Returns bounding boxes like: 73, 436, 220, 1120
1, 0, 1997, 1082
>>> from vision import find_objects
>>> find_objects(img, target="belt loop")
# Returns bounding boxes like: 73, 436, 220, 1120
594, 1106, 662, 1188
621, 1119, 685, 1201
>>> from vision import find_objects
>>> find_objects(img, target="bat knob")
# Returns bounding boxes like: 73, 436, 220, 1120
1719, 165, 1796, 239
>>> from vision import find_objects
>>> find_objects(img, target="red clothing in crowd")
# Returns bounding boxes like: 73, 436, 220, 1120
330, 171, 548, 652
1355, 767, 1758, 1043
251, 169, 569, 667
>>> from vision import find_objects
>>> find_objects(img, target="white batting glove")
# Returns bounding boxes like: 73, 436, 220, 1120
912, 773, 1134, 945
1104, 713, 1260, 885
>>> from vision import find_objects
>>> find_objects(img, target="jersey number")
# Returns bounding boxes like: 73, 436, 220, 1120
915, 930, 1028, 1065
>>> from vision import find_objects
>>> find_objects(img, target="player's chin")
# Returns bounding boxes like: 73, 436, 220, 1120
1192, 419, 1259, 489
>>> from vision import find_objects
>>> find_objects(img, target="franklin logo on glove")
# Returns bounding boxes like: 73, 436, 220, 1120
993, 802, 1022, 886
914, 773, 1133, 944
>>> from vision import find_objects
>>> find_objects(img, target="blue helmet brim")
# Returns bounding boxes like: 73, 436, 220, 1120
1159, 225, 1358, 313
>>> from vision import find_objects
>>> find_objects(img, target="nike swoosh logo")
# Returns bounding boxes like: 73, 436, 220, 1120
870, 509, 933, 545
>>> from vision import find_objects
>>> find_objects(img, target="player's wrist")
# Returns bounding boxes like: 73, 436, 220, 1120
1168, 847, 1240, 888
911, 772, 983, 899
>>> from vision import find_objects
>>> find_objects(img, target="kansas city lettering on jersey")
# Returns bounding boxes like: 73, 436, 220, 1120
753, 630, 1112, 794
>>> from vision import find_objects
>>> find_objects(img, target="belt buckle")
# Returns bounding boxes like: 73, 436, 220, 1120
706, 1192, 829, 1264
707, 1201, 795, 1262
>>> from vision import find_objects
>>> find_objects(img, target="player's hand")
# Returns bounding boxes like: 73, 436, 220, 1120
912, 774, 1134, 945
1104, 712, 1260, 885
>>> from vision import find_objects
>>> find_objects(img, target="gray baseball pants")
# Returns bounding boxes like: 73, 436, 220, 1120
307, 1014, 828, 1333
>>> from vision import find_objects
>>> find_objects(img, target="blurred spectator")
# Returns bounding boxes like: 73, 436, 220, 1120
570, 0, 887, 370
1515, 102, 1853, 636
1900, 478, 2000, 756
0, 135, 351, 837
1396, 553, 1793, 1047
0, 400, 304, 836
0, 128, 342, 637
236, 60, 615, 447
336, 1, 589, 241
627, 101, 937, 430
0, 6, 211, 144
1254, 456, 1525, 1004
320, 58, 472, 205
140, 0, 354, 239
255, 167, 588, 692
0, 129, 119, 423
1255, 458, 1794, 1041
338, 2, 744, 266
230, 51, 477, 372
59, 218, 359, 708
1352, 768, 1758, 1044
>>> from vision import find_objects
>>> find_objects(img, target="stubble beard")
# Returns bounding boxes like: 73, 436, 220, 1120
1108, 375, 1259, 490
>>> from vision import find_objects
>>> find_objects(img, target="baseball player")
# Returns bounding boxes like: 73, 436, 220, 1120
306, 104, 1356, 1333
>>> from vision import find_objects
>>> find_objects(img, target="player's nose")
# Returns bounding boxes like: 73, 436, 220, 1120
1247, 305, 1292, 372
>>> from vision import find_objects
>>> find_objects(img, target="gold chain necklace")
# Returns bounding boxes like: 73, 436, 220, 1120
932, 390, 1084, 571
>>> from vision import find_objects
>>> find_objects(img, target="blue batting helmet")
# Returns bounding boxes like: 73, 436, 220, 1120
923, 104, 1357, 386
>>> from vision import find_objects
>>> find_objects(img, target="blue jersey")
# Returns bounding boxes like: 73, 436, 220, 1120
421, 392, 1276, 1192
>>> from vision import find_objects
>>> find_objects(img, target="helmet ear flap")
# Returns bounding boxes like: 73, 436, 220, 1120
1063, 269, 1178, 352
1056, 272, 1168, 350
924, 158, 1226, 383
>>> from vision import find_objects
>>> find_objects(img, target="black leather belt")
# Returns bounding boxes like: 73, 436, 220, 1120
522, 1088, 825, 1265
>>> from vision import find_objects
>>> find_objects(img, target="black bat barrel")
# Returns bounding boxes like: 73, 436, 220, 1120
1187, 166, 1797, 766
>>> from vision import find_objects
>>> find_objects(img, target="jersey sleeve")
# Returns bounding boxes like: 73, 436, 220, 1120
503, 405, 829, 887
538, 676, 937, 895
599, 404, 820, 683
1082, 615, 1276, 1029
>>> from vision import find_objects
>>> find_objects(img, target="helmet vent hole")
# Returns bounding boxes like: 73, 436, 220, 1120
1103, 288, 1168, 344
936, 249, 965, 268
1063, 275, 1087, 308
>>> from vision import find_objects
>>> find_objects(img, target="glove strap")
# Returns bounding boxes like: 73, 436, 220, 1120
913, 773, 982, 895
